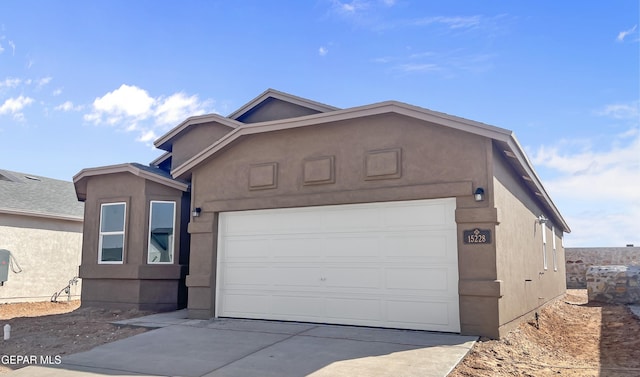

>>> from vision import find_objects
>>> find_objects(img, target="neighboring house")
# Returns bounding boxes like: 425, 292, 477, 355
73, 89, 570, 338
0, 169, 83, 303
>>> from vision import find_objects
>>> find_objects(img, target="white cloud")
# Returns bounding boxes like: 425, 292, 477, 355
380, 51, 494, 77
533, 137, 639, 201
85, 84, 214, 144
87, 84, 155, 123
52, 88, 63, 96
137, 130, 158, 143
36, 76, 52, 87
398, 63, 441, 73
319, 46, 329, 56
0, 44, 3, 54
0, 95, 34, 120
8, 40, 15, 55
333, 0, 368, 13
154, 92, 209, 126
413, 15, 482, 29
55, 101, 82, 112
532, 130, 640, 247
0, 77, 21, 88
597, 100, 639, 119
617, 25, 637, 42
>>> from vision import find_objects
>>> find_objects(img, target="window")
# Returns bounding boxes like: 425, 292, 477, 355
99, 203, 126, 264
552, 226, 558, 271
148, 201, 176, 264
542, 224, 548, 270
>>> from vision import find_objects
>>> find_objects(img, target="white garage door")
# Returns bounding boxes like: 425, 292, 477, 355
216, 198, 460, 332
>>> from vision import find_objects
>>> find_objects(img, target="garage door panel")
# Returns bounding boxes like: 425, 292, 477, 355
324, 267, 380, 289
217, 198, 460, 332
323, 236, 381, 258
269, 237, 324, 259
222, 238, 270, 259
382, 233, 449, 259
271, 267, 323, 287
222, 293, 270, 316
270, 295, 324, 317
223, 209, 321, 235
383, 203, 451, 228
386, 300, 452, 326
321, 207, 382, 231
325, 297, 382, 321
224, 266, 272, 286
385, 268, 450, 292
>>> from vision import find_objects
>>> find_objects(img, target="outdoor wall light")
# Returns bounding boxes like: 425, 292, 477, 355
474, 187, 485, 202
192, 207, 202, 218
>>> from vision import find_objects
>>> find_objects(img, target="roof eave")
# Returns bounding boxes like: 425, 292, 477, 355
228, 88, 340, 120
0, 208, 83, 222
153, 114, 242, 152
502, 136, 571, 233
73, 163, 189, 201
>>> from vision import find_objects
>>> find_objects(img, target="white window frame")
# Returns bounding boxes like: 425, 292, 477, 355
542, 224, 548, 270
147, 200, 176, 264
552, 226, 558, 271
98, 202, 126, 264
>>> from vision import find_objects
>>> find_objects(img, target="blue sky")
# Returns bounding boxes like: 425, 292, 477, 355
0, 1, 638, 247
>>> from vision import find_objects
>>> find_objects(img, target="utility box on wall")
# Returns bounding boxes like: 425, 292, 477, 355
0, 249, 10, 284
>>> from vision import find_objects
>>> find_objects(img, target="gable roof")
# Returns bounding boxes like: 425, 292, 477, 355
73, 163, 189, 201
0, 169, 84, 222
154, 114, 242, 152
170, 99, 570, 233
228, 88, 340, 121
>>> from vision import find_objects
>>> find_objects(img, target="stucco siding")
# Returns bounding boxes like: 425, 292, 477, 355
171, 122, 233, 170
493, 149, 565, 334
192, 113, 489, 207
0, 213, 82, 303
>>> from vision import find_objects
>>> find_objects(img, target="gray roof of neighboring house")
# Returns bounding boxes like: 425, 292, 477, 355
0, 169, 84, 221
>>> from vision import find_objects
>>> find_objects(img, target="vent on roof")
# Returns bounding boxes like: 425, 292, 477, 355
24, 175, 41, 181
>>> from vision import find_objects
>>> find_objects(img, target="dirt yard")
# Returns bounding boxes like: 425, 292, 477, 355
1, 291, 639, 376
0, 301, 150, 374
450, 290, 640, 376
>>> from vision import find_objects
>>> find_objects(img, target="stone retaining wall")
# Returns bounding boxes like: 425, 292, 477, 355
586, 265, 640, 304
565, 247, 640, 288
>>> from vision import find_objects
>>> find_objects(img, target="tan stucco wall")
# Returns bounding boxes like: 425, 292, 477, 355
78, 172, 188, 310
193, 114, 490, 205
0, 213, 82, 303
171, 122, 233, 170
185, 113, 505, 336
493, 148, 565, 337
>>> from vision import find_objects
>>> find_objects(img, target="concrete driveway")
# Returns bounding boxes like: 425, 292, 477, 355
9, 311, 476, 377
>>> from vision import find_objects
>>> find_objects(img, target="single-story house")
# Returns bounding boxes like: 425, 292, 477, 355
0, 169, 83, 303
73, 89, 569, 338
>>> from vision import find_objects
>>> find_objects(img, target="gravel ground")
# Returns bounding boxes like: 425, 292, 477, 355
450, 290, 640, 376
0, 300, 150, 374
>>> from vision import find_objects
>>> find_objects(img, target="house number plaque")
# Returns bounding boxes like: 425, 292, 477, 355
463, 228, 491, 244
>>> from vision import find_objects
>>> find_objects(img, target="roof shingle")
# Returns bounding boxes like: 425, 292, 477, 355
0, 169, 84, 221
